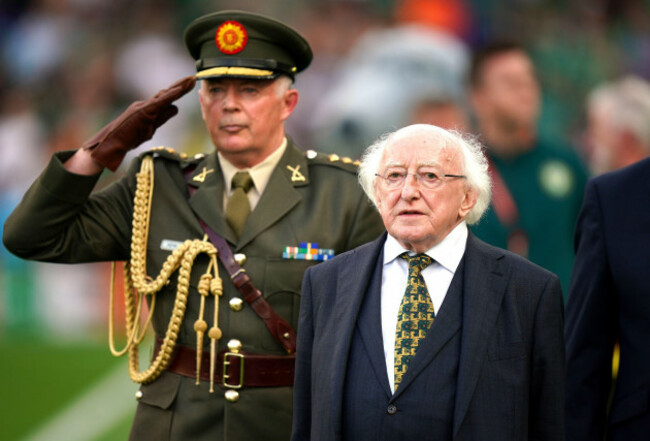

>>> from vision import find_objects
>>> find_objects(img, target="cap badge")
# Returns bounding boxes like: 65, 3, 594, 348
215, 20, 248, 54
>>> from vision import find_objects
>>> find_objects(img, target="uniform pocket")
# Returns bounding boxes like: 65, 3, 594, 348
129, 371, 181, 441
261, 258, 318, 350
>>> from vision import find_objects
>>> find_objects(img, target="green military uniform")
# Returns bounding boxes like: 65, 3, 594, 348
469, 138, 588, 296
3, 140, 384, 440
2, 10, 386, 440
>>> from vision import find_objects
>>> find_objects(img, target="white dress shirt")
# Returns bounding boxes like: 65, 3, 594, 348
218, 137, 287, 211
381, 222, 468, 393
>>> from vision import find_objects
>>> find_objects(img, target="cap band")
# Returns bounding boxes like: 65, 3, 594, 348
196, 57, 297, 78
196, 66, 275, 79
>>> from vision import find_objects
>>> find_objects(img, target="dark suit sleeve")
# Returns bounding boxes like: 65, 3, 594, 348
564, 180, 617, 441
529, 273, 566, 441
292, 266, 315, 441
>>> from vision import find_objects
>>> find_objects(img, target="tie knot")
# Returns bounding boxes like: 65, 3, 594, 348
399, 252, 433, 272
231, 171, 253, 193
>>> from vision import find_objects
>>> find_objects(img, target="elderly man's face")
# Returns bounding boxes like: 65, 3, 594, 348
375, 134, 476, 253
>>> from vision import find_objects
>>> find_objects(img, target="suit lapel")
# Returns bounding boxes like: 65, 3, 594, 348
356, 244, 393, 398
328, 236, 387, 424
452, 234, 509, 437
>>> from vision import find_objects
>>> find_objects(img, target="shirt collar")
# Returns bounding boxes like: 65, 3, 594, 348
218, 137, 288, 194
383, 222, 468, 273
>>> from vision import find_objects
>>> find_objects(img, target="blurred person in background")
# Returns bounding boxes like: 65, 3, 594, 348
582, 75, 650, 175
307, 0, 470, 158
3, 9, 383, 441
467, 41, 588, 297
564, 75, 650, 441
408, 94, 470, 132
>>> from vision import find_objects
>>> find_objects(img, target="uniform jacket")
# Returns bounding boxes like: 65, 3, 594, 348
292, 232, 565, 441
565, 157, 650, 441
3, 140, 384, 441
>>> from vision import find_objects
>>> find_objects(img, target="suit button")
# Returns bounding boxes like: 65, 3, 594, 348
386, 404, 397, 415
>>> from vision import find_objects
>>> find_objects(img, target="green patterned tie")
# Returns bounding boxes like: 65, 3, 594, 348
225, 171, 253, 238
394, 252, 435, 389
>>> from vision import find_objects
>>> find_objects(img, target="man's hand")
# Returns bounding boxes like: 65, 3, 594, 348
82, 75, 196, 171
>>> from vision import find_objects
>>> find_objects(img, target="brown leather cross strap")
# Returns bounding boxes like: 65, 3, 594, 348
185, 167, 296, 353
155, 339, 295, 387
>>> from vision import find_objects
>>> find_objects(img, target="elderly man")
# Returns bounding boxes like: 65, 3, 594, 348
291, 124, 565, 441
3, 10, 383, 441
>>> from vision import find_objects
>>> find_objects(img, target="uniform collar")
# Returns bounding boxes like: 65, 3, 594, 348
217, 137, 288, 195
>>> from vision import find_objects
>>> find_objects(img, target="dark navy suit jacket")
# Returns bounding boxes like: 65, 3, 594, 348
565, 157, 650, 441
292, 231, 565, 441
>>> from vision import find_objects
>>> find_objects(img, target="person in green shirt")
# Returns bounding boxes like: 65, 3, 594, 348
468, 41, 588, 296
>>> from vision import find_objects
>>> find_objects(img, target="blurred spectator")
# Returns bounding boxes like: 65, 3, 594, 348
286, 1, 383, 149
583, 75, 650, 175
467, 41, 588, 296
408, 95, 469, 131
0, 89, 46, 337
309, 23, 469, 157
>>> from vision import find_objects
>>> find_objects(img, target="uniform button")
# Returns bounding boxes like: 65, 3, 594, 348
229, 297, 244, 311
135, 390, 143, 400
386, 404, 397, 415
227, 339, 242, 353
225, 389, 240, 402
234, 253, 246, 265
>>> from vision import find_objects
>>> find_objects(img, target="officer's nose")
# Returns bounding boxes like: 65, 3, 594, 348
222, 87, 240, 111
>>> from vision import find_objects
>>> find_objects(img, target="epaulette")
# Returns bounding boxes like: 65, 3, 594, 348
143, 146, 207, 165
304, 150, 361, 173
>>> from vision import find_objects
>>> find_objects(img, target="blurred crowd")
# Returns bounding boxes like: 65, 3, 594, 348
1, 0, 649, 340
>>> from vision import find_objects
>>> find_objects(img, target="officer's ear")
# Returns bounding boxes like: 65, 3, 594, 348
279, 77, 299, 120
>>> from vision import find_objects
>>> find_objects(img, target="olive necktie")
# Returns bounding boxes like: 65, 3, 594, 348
225, 171, 253, 238
394, 253, 435, 390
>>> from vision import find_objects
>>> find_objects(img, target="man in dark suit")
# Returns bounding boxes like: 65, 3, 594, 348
292, 124, 565, 441
2, 10, 383, 441
565, 157, 650, 441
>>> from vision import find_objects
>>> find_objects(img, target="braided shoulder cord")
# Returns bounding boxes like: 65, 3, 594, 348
108, 154, 221, 384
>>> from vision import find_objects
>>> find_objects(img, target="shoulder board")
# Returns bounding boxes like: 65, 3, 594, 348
142, 146, 207, 165
304, 150, 360, 172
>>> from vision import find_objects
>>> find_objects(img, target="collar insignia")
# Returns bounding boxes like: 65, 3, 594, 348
287, 164, 306, 182
193, 167, 214, 183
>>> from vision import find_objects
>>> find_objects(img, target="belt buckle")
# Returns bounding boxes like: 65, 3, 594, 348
223, 352, 244, 389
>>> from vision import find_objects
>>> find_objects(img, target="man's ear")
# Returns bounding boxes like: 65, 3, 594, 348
281, 88, 299, 121
458, 187, 478, 218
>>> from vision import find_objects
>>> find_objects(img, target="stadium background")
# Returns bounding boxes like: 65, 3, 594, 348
1, 0, 648, 439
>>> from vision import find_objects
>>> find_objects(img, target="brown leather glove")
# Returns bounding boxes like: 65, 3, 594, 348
82, 75, 196, 171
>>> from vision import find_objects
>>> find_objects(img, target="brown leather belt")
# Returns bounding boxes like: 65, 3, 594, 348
155, 339, 295, 388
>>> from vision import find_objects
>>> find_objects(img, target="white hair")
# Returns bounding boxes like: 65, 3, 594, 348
588, 75, 650, 151
358, 124, 492, 225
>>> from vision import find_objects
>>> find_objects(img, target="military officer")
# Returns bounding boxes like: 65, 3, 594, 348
3, 10, 384, 441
